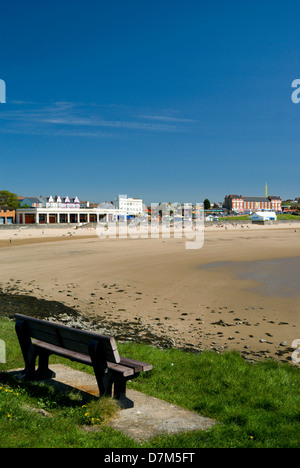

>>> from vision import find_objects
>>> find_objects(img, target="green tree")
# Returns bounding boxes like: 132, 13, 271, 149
203, 198, 211, 210
0, 190, 19, 208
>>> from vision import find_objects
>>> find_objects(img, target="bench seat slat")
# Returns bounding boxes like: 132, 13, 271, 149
32, 339, 92, 365
32, 339, 134, 377
33, 339, 153, 373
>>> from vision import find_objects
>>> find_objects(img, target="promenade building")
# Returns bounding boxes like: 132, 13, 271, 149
15, 195, 126, 225
224, 194, 282, 213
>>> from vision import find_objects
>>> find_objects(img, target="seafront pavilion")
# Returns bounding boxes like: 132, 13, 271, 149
15, 206, 126, 225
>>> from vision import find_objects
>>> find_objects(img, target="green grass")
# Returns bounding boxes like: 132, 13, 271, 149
0, 317, 299, 448
218, 214, 300, 222
277, 213, 300, 220
218, 215, 251, 221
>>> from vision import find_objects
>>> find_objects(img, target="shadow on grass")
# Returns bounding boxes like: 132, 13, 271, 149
0, 370, 96, 409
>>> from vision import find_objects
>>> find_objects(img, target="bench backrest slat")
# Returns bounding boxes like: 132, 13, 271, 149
14, 313, 120, 363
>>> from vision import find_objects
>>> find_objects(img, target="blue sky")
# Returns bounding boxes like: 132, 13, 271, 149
0, 0, 299, 204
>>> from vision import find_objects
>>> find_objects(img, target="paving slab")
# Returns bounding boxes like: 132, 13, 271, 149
107, 389, 216, 442
9, 364, 217, 442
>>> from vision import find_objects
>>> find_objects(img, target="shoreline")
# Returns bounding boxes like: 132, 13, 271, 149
0, 223, 299, 364
0, 283, 297, 363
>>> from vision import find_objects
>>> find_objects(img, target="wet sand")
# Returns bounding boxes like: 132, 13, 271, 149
0, 222, 299, 363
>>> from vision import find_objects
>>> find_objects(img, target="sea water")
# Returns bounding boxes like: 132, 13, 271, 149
200, 257, 300, 298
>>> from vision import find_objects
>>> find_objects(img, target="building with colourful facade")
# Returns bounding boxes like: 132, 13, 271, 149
0, 206, 16, 224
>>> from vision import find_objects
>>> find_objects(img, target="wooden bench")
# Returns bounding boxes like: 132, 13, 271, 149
14, 313, 152, 406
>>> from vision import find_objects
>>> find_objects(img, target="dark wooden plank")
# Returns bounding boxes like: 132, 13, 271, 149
15, 314, 117, 347
33, 339, 134, 377
58, 327, 120, 362
107, 362, 134, 377
32, 339, 92, 366
119, 357, 153, 372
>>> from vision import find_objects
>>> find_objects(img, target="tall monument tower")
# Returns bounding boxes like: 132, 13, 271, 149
265, 182, 268, 198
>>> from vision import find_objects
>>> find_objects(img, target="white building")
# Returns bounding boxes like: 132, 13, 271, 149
15, 195, 126, 225
115, 194, 144, 216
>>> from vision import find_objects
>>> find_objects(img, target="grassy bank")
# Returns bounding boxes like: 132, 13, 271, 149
218, 214, 299, 222
0, 317, 299, 448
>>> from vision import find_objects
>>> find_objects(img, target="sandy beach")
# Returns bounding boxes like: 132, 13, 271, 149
0, 221, 299, 363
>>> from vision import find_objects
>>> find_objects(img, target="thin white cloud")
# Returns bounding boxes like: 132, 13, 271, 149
0, 101, 195, 137
140, 114, 197, 123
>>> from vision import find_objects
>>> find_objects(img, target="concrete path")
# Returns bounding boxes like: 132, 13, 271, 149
10, 364, 216, 442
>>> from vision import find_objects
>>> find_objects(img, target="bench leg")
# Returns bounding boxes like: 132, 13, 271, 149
15, 320, 56, 380
93, 367, 113, 398
113, 373, 140, 408
15, 319, 37, 380
113, 375, 126, 399
88, 339, 113, 398
35, 351, 56, 380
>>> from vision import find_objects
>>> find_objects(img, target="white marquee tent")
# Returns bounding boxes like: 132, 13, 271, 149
251, 211, 277, 221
